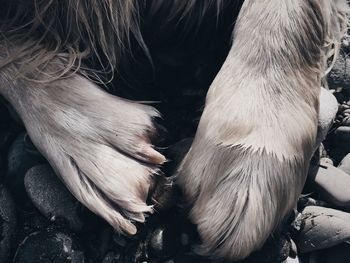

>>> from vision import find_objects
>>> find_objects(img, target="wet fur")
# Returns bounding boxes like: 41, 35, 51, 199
0, 0, 349, 261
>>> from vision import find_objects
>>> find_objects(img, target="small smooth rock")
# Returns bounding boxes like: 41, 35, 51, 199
24, 165, 83, 231
296, 206, 350, 253
0, 185, 17, 263
14, 230, 85, 263
149, 226, 181, 259
333, 126, 350, 142
315, 88, 338, 148
312, 163, 350, 206
328, 54, 350, 91
309, 243, 350, 263
6, 133, 45, 199
285, 257, 300, 263
102, 251, 121, 263
337, 153, 350, 174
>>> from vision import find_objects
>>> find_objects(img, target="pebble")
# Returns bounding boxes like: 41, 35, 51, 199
285, 257, 300, 263
6, 133, 45, 200
296, 206, 350, 253
0, 185, 17, 263
315, 88, 338, 148
149, 226, 181, 259
333, 126, 350, 143
328, 53, 350, 92
13, 230, 85, 263
102, 251, 121, 263
24, 165, 83, 231
312, 162, 350, 206
337, 153, 350, 174
309, 243, 350, 263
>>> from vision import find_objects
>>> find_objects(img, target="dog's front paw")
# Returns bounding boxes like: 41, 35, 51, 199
18, 75, 165, 235
176, 82, 317, 260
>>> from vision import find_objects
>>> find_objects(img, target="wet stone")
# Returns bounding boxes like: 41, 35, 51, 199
149, 225, 182, 260
24, 165, 83, 231
102, 251, 121, 263
337, 153, 350, 174
316, 88, 338, 148
310, 242, 350, 263
296, 206, 350, 253
328, 54, 350, 92
14, 230, 85, 263
312, 163, 350, 206
6, 132, 45, 200
82, 225, 113, 261
0, 185, 17, 263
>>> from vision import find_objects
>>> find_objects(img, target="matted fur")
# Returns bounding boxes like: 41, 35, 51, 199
177, 0, 350, 260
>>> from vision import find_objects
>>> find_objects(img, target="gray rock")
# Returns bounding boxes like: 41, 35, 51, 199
297, 206, 350, 253
149, 226, 181, 260
337, 153, 350, 174
285, 257, 300, 263
24, 165, 83, 231
14, 230, 85, 263
312, 163, 350, 206
309, 243, 350, 263
333, 126, 350, 143
0, 185, 16, 263
328, 53, 350, 91
6, 132, 45, 199
102, 252, 121, 263
316, 88, 338, 148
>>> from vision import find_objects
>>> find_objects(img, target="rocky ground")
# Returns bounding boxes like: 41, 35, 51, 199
2, 22, 350, 263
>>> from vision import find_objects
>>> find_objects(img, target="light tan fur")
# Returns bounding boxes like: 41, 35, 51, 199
0, 59, 166, 235
177, 0, 350, 260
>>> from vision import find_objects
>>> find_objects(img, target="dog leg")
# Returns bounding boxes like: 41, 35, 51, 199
0, 60, 166, 235
177, 0, 349, 261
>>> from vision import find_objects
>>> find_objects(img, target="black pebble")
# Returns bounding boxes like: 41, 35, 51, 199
0, 185, 17, 263
14, 230, 85, 263
24, 165, 83, 231
6, 133, 45, 201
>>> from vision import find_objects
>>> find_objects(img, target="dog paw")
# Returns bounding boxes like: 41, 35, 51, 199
176, 83, 316, 260
20, 75, 165, 234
